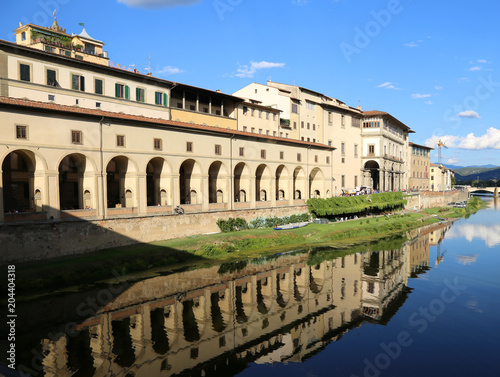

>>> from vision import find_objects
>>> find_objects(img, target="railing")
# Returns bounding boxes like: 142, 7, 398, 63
31, 38, 108, 59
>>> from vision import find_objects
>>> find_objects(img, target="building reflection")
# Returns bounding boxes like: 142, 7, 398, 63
38, 225, 450, 377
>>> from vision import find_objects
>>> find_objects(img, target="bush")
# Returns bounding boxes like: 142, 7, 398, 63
250, 213, 309, 229
217, 217, 248, 233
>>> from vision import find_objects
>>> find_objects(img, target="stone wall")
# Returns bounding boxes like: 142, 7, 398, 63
405, 190, 468, 210
0, 205, 309, 264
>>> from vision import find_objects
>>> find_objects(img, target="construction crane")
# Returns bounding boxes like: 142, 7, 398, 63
437, 140, 448, 164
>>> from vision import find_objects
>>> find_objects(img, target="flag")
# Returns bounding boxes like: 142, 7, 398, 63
78, 23, 85, 27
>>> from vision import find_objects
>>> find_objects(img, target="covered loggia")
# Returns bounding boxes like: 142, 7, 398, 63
234, 162, 250, 203
208, 161, 228, 204
364, 160, 380, 191
293, 166, 306, 200
146, 157, 171, 206
106, 156, 137, 208
179, 159, 202, 205
58, 153, 94, 210
255, 164, 271, 202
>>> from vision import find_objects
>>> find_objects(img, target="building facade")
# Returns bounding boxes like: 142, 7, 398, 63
0, 20, 334, 225
430, 163, 454, 191
409, 142, 432, 191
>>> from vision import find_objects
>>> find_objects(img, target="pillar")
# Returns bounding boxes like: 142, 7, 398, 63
271, 176, 276, 207
202, 174, 209, 211
137, 172, 147, 215
172, 174, 180, 207
250, 176, 256, 209
45, 171, 59, 219
0, 170, 4, 223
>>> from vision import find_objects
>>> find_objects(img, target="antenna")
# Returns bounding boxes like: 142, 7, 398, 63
147, 54, 152, 73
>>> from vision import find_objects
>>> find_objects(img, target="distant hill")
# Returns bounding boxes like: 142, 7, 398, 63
432, 163, 499, 171
455, 167, 500, 182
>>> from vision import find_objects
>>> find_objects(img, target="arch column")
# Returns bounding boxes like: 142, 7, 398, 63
45, 170, 59, 219
98, 170, 106, 218
202, 174, 209, 211
270, 176, 277, 207
226, 174, 232, 209
0, 170, 4, 223
137, 172, 147, 215
172, 174, 180, 207
288, 176, 294, 206
250, 176, 256, 209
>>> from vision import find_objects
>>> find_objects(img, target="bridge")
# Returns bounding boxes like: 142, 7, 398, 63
467, 186, 499, 197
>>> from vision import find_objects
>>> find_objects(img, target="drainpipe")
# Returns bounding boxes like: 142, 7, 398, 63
230, 134, 235, 211
99, 116, 106, 219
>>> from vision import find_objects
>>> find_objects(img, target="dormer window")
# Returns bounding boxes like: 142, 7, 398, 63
84, 44, 95, 55
21, 32, 26, 41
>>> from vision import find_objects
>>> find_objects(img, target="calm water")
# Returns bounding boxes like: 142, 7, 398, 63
8, 199, 500, 377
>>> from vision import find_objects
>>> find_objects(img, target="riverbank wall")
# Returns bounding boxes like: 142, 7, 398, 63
1, 190, 469, 264
0, 205, 308, 263
405, 190, 468, 210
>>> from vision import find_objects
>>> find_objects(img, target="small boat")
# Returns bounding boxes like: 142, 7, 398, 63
273, 222, 310, 230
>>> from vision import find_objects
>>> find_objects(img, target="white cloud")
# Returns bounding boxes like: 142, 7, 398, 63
424, 100, 433, 105
293, 0, 311, 5
425, 127, 500, 150
411, 93, 432, 99
233, 61, 285, 78
377, 82, 399, 90
404, 42, 418, 47
118, 0, 200, 7
435, 86, 443, 90
447, 158, 459, 164
157, 66, 183, 75
447, 224, 500, 248
477, 59, 488, 63
457, 110, 480, 118
469, 66, 481, 71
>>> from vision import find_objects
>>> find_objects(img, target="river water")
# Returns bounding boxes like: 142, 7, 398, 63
8, 198, 500, 377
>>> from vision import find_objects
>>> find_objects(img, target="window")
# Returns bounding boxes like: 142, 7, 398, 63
354, 144, 358, 157
328, 140, 332, 146
341, 142, 345, 156
259, 129, 262, 135
266, 112, 269, 120
341, 175, 345, 188
297, 153, 302, 162
71, 130, 82, 144
187, 142, 193, 152
341, 115, 345, 128
328, 112, 333, 124
242, 126, 247, 132
273, 131, 276, 136
94, 79, 103, 95
293, 122, 297, 129
251, 108, 255, 116
136, 88, 145, 102
251, 127, 255, 133
315, 155, 318, 163
280, 132, 283, 137
116, 135, 125, 147
280, 151, 284, 160
115, 83, 129, 99
292, 103, 298, 113
215, 144, 222, 155
46, 69, 57, 86
154, 138, 162, 150
368, 144, 375, 156
326, 156, 330, 164
307, 123, 310, 130
301, 137, 304, 141
71, 74, 85, 91
16, 125, 27, 139
342, 158, 345, 163
21, 32, 26, 41
155, 92, 167, 106
261, 149, 266, 159
48, 94, 55, 101
301, 121, 304, 129
313, 124, 316, 131
239, 147, 244, 157
20, 63, 30, 82
243, 106, 247, 115
258, 110, 262, 118
266, 130, 269, 135
306, 101, 315, 110
273, 113, 277, 121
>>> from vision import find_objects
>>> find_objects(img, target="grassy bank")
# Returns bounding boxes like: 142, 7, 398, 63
10, 197, 485, 298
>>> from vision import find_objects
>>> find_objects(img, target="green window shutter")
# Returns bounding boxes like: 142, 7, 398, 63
125, 85, 130, 100
115, 83, 120, 98
163, 93, 167, 106
80, 76, 85, 92
136, 88, 140, 101
72, 75, 78, 90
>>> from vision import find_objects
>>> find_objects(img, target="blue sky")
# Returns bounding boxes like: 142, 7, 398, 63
2, 0, 499, 167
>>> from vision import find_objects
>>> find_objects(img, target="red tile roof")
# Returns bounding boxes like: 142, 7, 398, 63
0, 96, 334, 150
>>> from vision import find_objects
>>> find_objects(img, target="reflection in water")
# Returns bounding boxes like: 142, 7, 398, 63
20, 222, 453, 377
447, 224, 500, 247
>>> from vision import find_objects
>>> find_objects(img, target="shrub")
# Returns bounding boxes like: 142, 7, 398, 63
217, 217, 248, 233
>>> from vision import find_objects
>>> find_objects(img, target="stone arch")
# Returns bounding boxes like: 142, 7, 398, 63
364, 160, 380, 191
309, 167, 324, 199
1, 149, 47, 213
255, 164, 271, 202
179, 159, 202, 205
275, 165, 289, 201
209, 161, 228, 204
293, 166, 306, 200
106, 156, 138, 208
146, 157, 171, 206
58, 153, 96, 210
234, 162, 251, 203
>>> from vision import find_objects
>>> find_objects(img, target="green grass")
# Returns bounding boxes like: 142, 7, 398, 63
9, 211, 441, 298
